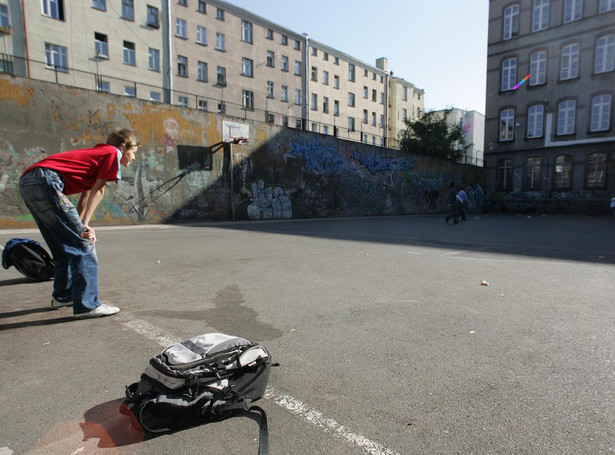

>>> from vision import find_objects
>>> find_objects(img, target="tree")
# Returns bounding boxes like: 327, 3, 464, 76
399, 109, 470, 162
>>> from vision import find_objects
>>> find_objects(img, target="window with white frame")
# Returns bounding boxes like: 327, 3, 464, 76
348, 92, 355, 107
241, 20, 253, 43
586, 152, 607, 187
557, 100, 576, 135
527, 105, 544, 138
216, 33, 225, 51
96, 78, 109, 93
363, 86, 368, 99
149, 48, 160, 72
590, 94, 612, 131
560, 43, 579, 79
334, 100, 340, 116
178, 96, 188, 107
372, 112, 376, 126
294, 40, 301, 50
124, 85, 136, 97
503, 4, 519, 40
525, 157, 542, 190
267, 80, 274, 98
402, 108, 407, 121
242, 58, 253, 77
266, 51, 274, 67
176, 18, 187, 38
178, 0, 187, 6
323, 70, 329, 85
334, 75, 340, 89
402, 86, 408, 101
501, 58, 517, 91
216, 8, 224, 20
595, 35, 615, 74
94, 33, 108, 58
311, 93, 317, 110
197, 61, 208, 81
348, 117, 355, 132
281, 35, 288, 45
0, 5, 7, 28
242, 90, 254, 110
553, 155, 572, 188
294, 60, 301, 76
497, 159, 513, 191
216, 66, 226, 85
198, 1, 206, 14
150, 91, 161, 102
323, 125, 329, 135
499, 109, 515, 141
363, 109, 368, 123
121, 0, 133, 20
92, 0, 106, 11
123, 41, 135, 66
282, 116, 288, 127
198, 100, 208, 111
564, 0, 582, 22
348, 63, 355, 81
311, 66, 318, 82
323, 96, 329, 113
177, 55, 187, 77
294, 89, 302, 104
147, 5, 159, 28
43, 0, 64, 20
529, 51, 546, 85
266, 29, 273, 40
197, 26, 207, 45
532, 0, 549, 32
599, 0, 615, 13
281, 85, 288, 102
281, 55, 288, 71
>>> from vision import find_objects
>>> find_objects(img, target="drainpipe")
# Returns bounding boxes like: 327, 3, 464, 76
21, 0, 30, 76
302, 33, 309, 131
166, 0, 173, 103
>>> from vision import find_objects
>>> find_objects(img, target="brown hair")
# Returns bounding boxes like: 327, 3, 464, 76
106, 128, 140, 148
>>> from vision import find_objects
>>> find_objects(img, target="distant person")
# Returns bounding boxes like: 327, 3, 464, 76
19, 128, 139, 319
456, 186, 470, 221
444, 182, 459, 224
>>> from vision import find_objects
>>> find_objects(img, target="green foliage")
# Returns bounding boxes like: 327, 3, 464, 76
399, 109, 470, 161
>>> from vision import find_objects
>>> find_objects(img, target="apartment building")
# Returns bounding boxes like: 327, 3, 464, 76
432, 108, 485, 166
485, 0, 614, 209
1, 0, 425, 148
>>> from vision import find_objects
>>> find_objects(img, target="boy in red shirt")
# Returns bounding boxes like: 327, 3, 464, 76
20, 128, 139, 319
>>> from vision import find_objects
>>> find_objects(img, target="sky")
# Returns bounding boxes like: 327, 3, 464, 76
224, 0, 490, 114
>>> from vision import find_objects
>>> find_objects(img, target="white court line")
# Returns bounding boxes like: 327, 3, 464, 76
123, 318, 401, 455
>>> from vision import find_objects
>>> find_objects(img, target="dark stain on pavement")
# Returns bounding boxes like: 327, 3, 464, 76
138, 284, 283, 341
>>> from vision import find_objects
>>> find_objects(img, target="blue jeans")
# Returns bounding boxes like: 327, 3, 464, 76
19, 168, 100, 314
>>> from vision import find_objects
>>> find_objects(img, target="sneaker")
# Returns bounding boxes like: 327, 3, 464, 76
444, 217, 449, 224
51, 298, 73, 309
73, 303, 120, 319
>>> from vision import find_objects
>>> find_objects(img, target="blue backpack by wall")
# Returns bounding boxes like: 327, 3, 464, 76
2, 238, 54, 282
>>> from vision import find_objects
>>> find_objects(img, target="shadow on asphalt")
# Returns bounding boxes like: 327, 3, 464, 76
0, 277, 40, 286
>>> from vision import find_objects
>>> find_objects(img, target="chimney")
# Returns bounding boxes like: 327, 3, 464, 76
376, 57, 388, 72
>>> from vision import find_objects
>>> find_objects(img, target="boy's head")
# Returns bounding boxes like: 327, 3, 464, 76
107, 128, 140, 167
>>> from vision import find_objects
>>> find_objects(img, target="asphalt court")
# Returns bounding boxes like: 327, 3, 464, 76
1, 214, 614, 454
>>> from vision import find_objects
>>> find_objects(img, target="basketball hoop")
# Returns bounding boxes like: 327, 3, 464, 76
231, 137, 249, 146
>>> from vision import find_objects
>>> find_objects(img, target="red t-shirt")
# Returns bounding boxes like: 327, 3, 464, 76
22, 144, 120, 195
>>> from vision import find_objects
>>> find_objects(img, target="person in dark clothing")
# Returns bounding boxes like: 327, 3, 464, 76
444, 182, 459, 224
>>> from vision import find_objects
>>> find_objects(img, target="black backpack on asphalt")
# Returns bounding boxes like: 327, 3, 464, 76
2, 238, 54, 282
124, 332, 272, 434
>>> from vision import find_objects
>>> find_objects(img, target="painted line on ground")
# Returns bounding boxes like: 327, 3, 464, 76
122, 317, 401, 455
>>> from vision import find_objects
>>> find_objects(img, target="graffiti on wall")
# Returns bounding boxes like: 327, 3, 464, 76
283, 135, 353, 175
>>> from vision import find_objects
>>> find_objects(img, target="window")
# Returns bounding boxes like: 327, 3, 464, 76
323, 70, 329, 85
372, 112, 377, 126
402, 108, 407, 121
294, 40, 301, 50
123, 41, 135, 66
218, 102, 226, 113
564, 0, 582, 22
43, 0, 64, 20
148, 48, 160, 72
529, 51, 546, 85
282, 116, 289, 127
216, 66, 226, 86
198, 100, 208, 111
94, 33, 108, 58
242, 90, 254, 110
334, 56, 339, 65
348, 117, 355, 132
281, 85, 288, 102
267, 29, 274, 40
281, 35, 288, 45
242, 58, 253, 77
599, 0, 615, 12
311, 66, 318, 82
96, 78, 109, 93
363, 68, 368, 77
197, 26, 207, 45
176, 18, 187, 38
197, 61, 208, 81
295, 119, 302, 129
499, 109, 515, 141
334, 75, 340, 89
198, 1, 206, 13
497, 159, 513, 191
532, 0, 549, 32
92, 0, 106, 11
363, 109, 368, 123
372, 89, 377, 102
553, 155, 572, 188
323, 125, 329, 135
380, 114, 384, 127
527, 105, 544, 138
595, 35, 615, 74
177, 55, 187, 77
294, 60, 301, 76
525, 157, 542, 190
323, 96, 329, 113
294, 89, 302, 104
560, 43, 580, 80
266, 51, 274, 67
311, 48, 317, 57
348, 92, 355, 107
0, 4, 8, 28
557, 100, 576, 135
150, 91, 161, 102
267, 80, 274, 98
311, 93, 317, 110
590, 94, 612, 131
281, 56, 289, 71
348, 63, 355, 81
121, 0, 133, 20
178, 96, 189, 107
216, 8, 224, 20
363, 86, 368, 99
403, 86, 408, 101
241, 20, 253, 43
501, 58, 517, 91
125, 85, 136, 98
334, 100, 340, 116
586, 152, 607, 187
323, 52, 329, 61
380, 92, 385, 104
503, 4, 519, 40
178, 0, 186, 5
266, 113, 275, 124
147, 5, 159, 28
216, 33, 225, 51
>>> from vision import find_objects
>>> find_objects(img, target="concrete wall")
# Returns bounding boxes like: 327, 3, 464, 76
0, 75, 485, 228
